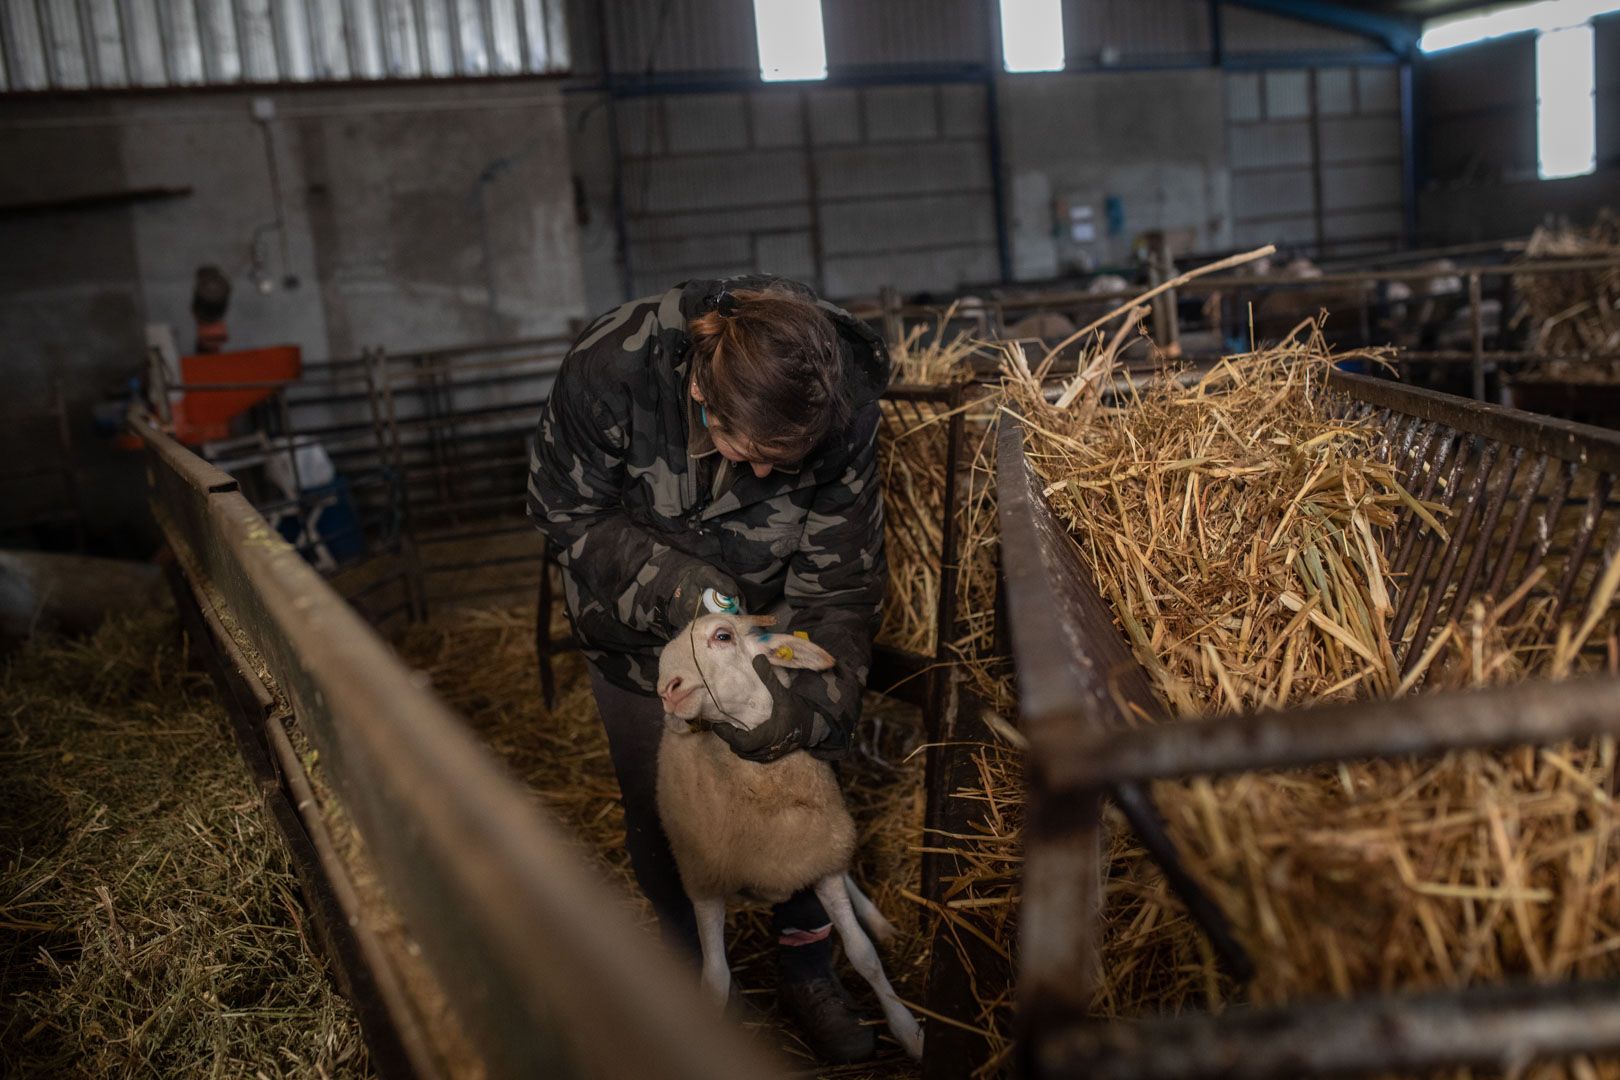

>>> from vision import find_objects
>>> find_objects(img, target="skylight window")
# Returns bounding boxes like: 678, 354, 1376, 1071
753, 0, 827, 82
1418, 0, 1616, 53
999, 0, 1065, 73
1537, 22, 1598, 178
1421, 0, 1612, 182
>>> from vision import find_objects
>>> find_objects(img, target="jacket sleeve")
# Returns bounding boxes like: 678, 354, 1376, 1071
526, 351, 711, 638
781, 402, 887, 756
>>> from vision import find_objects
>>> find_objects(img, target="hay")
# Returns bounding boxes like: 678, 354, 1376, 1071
876, 308, 1014, 715
393, 605, 933, 1076
909, 254, 1620, 1074
1007, 322, 1413, 713
0, 612, 369, 1078
1000, 301, 1620, 1058
877, 311, 979, 658
1515, 210, 1620, 371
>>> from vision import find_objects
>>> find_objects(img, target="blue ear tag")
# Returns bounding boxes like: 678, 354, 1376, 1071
700, 404, 710, 429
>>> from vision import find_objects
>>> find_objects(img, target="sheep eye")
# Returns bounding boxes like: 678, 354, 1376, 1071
714, 630, 732, 643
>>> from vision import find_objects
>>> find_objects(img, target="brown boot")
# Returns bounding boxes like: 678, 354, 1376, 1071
778, 973, 877, 1064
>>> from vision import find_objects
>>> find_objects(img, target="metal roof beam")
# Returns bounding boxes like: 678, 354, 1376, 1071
1220, 0, 1423, 55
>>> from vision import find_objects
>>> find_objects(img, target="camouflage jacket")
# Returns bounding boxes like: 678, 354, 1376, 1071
526, 276, 890, 757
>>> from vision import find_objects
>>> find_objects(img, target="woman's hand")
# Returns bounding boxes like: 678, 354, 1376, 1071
712, 655, 816, 762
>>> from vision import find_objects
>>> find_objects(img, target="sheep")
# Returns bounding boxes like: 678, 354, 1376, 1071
654, 611, 924, 1061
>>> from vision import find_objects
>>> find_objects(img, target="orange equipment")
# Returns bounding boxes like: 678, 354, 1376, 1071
170, 345, 302, 445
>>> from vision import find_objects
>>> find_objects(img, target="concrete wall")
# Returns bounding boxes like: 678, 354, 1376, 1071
1416, 15, 1620, 244
997, 68, 1231, 280
0, 81, 585, 552
568, 60, 1406, 308
1225, 65, 1405, 256
569, 80, 1001, 312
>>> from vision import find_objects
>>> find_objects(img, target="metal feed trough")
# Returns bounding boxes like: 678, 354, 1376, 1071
998, 370, 1620, 1078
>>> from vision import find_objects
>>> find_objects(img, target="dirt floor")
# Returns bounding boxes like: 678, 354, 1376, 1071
394, 603, 933, 1078
0, 612, 370, 1078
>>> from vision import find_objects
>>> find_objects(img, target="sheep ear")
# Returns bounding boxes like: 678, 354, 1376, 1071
739, 614, 778, 629
748, 632, 835, 671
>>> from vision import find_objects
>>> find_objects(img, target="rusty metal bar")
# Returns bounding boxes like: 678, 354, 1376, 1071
1389, 431, 1471, 646
935, 385, 965, 668
1404, 440, 1500, 659
1040, 977, 1620, 1080
1469, 271, 1485, 401
1438, 444, 1522, 633
1330, 371, 1620, 475
1485, 452, 1550, 603
1387, 422, 1453, 586
1507, 460, 1576, 623
135, 411, 785, 1080
919, 680, 1014, 1080
1552, 473, 1614, 619
1040, 675, 1620, 796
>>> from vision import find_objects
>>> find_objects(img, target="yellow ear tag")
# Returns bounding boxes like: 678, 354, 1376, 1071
774, 644, 795, 661
792, 631, 810, 640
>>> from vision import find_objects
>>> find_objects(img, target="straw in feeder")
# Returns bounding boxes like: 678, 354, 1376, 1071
1515, 210, 1620, 368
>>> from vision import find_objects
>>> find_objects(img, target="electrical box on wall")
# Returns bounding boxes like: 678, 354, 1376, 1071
1053, 193, 1098, 274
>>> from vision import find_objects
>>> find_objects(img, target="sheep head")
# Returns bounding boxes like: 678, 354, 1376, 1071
656, 613, 835, 731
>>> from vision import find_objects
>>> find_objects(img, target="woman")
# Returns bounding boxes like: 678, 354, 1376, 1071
526, 276, 889, 1063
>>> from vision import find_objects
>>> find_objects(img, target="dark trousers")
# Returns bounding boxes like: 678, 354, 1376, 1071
586, 664, 833, 978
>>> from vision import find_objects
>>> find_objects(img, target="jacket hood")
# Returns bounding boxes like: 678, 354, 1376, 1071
676, 275, 892, 412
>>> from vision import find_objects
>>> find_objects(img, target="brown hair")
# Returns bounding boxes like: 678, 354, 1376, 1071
687, 287, 849, 461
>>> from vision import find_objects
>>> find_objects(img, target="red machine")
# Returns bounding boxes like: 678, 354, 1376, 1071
169, 345, 302, 444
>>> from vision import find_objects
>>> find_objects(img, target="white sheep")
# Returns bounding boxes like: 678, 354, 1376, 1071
654, 612, 924, 1061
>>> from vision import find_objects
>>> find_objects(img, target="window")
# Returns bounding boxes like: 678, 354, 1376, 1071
1420, 0, 1614, 182
1418, 0, 1616, 52
1000, 0, 1065, 73
753, 0, 827, 82
1537, 22, 1598, 178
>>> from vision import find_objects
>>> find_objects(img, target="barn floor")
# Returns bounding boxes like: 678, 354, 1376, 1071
0, 596, 931, 1078
394, 603, 932, 1078
0, 612, 370, 1078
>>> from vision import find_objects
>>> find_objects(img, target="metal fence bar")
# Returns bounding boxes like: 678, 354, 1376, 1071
1040, 977, 1620, 1080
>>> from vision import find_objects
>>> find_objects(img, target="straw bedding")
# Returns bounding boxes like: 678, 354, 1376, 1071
394, 602, 933, 1076
0, 612, 370, 1078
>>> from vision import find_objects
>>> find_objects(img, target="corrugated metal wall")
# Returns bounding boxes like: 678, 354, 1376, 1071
0, 1, 1400, 95
1220, 5, 1381, 56
0, 0, 570, 91
580, 0, 1387, 80
822, 0, 985, 70
615, 81, 998, 298
597, 0, 754, 76
1226, 63, 1404, 256
1064, 0, 1214, 67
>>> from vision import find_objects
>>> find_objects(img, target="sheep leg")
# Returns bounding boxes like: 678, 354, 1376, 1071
843, 873, 896, 945
692, 895, 731, 1006
814, 875, 923, 1060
